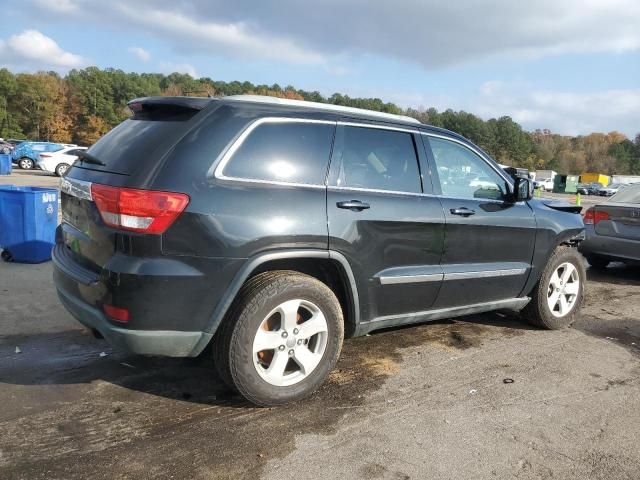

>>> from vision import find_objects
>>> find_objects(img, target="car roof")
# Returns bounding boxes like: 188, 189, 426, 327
217, 95, 465, 139
130, 95, 467, 142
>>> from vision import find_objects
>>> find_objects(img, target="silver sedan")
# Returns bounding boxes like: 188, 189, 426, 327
579, 183, 640, 267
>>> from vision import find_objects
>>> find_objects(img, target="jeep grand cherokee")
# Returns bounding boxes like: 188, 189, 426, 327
53, 95, 586, 406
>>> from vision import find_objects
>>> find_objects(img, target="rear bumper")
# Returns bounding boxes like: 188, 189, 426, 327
56, 284, 212, 356
579, 226, 640, 262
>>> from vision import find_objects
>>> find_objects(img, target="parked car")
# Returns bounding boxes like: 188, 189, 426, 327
598, 183, 627, 196
577, 182, 603, 195
37, 146, 88, 176
11, 141, 77, 170
53, 95, 586, 406
579, 183, 640, 268
534, 178, 554, 191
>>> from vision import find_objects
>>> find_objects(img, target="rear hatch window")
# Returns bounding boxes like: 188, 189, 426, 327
73, 97, 213, 176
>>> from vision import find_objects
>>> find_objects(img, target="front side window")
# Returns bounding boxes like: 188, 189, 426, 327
428, 137, 507, 200
223, 121, 335, 185
330, 126, 421, 193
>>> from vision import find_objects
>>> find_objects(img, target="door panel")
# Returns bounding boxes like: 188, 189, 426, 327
329, 189, 445, 320
424, 135, 537, 308
327, 124, 445, 322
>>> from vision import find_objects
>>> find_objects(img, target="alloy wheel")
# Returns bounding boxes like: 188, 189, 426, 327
252, 299, 328, 387
547, 262, 580, 317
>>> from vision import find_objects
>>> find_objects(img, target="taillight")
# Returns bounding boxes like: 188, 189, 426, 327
583, 208, 609, 225
39, 154, 52, 158
91, 184, 189, 234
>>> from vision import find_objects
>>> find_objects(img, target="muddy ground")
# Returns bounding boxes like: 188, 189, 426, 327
0, 171, 639, 479
1, 260, 639, 480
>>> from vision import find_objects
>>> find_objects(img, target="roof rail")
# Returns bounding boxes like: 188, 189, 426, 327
223, 95, 421, 125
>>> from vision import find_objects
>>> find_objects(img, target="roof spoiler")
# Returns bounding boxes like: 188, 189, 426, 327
127, 96, 213, 113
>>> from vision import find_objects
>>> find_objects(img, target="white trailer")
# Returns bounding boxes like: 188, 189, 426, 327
610, 175, 640, 185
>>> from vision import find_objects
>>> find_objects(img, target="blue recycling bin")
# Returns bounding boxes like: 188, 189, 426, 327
0, 185, 58, 263
0, 154, 11, 175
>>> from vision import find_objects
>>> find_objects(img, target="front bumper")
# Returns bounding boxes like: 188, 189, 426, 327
56, 284, 212, 356
579, 225, 640, 262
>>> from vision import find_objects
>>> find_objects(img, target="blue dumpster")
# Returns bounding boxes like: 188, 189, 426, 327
0, 154, 11, 175
0, 185, 58, 263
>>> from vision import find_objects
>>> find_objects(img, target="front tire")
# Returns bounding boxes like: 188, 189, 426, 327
214, 271, 344, 406
522, 246, 585, 329
18, 157, 34, 170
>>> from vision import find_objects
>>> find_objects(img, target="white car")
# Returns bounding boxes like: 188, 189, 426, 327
535, 178, 554, 191
37, 146, 87, 177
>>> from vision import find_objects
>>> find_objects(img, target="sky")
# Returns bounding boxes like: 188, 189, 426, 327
1, 0, 639, 137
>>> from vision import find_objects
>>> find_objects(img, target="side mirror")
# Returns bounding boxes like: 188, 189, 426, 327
512, 177, 534, 201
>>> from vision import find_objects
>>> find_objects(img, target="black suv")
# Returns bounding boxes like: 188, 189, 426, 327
53, 95, 586, 406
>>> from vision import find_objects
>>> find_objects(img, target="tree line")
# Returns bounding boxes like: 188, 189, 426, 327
0, 67, 638, 175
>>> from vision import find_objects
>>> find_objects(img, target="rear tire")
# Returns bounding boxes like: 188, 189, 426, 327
55, 163, 70, 177
585, 255, 610, 269
18, 157, 34, 170
213, 271, 344, 406
1, 250, 12, 262
522, 246, 585, 329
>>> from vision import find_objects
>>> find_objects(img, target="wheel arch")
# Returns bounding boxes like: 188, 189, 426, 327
519, 227, 585, 298
203, 249, 360, 340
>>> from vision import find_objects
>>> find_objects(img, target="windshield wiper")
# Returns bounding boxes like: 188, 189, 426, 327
76, 150, 106, 166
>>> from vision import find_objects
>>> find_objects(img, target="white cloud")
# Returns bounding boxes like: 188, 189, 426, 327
0, 30, 85, 69
471, 82, 640, 137
128, 46, 150, 62
158, 62, 198, 78
89, 0, 639, 68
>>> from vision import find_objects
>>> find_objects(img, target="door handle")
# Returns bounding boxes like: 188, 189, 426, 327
337, 200, 370, 211
450, 207, 475, 217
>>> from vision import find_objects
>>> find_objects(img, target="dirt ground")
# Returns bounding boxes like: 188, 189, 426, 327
0, 170, 639, 479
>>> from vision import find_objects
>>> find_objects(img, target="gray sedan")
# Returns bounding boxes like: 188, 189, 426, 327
579, 183, 640, 267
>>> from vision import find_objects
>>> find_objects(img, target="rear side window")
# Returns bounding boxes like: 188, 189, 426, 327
223, 121, 335, 185
330, 126, 421, 193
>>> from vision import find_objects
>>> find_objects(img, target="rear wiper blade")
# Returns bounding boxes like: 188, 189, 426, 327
76, 150, 106, 166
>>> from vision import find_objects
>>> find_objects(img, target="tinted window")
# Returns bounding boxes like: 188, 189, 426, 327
84, 116, 199, 175
331, 126, 421, 193
428, 137, 507, 200
224, 121, 335, 185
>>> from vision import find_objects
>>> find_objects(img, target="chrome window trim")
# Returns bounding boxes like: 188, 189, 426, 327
211, 116, 517, 200
444, 268, 526, 281
213, 117, 336, 187
336, 121, 420, 134
379, 273, 444, 285
328, 185, 429, 198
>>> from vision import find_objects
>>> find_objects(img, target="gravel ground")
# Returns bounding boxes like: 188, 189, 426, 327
0, 171, 638, 479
